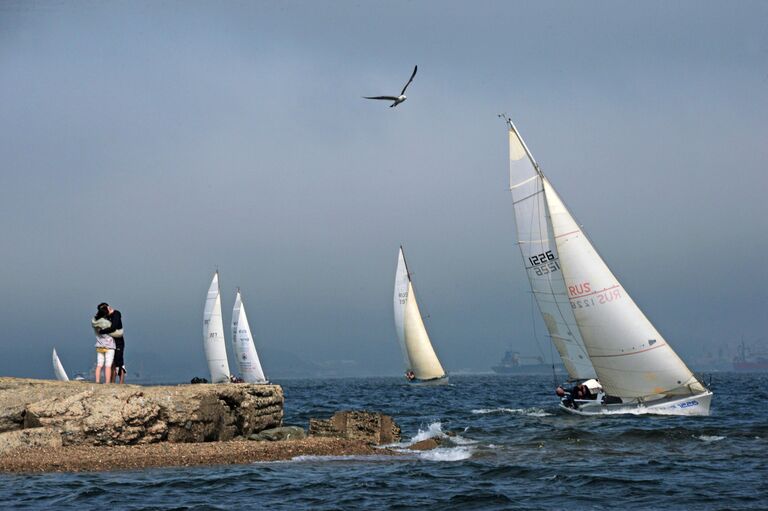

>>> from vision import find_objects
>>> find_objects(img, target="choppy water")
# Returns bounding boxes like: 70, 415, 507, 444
2, 373, 766, 510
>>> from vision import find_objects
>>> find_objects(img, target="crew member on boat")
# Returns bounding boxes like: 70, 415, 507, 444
556, 383, 597, 408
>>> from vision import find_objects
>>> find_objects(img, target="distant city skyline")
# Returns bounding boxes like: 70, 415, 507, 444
1, 1, 766, 381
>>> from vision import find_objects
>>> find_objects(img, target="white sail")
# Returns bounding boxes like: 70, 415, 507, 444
506, 127, 596, 380
231, 290, 267, 383
543, 179, 705, 398
52, 347, 69, 382
393, 248, 410, 368
203, 271, 231, 383
393, 247, 446, 381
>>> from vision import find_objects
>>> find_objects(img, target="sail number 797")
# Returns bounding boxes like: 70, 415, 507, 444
529, 250, 560, 276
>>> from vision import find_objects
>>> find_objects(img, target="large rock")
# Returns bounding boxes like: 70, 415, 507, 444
309, 411, 400, 445
0, 377, 283, 447
249, 426, 306, 442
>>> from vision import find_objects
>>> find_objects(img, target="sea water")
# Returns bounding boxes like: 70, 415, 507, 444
2, 372, 766, 510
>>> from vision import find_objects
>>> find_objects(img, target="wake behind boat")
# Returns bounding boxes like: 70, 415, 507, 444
393, 246, 448, 385
502, 116, 711, 416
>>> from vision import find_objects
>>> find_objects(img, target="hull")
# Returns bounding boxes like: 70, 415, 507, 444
407, 375, 449, 386
559, 391, 712, 416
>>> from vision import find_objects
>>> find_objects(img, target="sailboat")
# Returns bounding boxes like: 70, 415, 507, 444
231, 290, 268, 384
394, 246, 448, 385
502, 116, 712, 416
203, 271, 232, 383
52, 347, 69, 382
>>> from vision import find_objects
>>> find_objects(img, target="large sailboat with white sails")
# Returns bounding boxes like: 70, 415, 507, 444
502, 115, 712, 415
231, 290, 268, 384
394, 246, 448, 385
203, 271, 232, 383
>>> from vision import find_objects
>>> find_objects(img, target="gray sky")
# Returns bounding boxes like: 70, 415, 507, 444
1, 1, 766, 380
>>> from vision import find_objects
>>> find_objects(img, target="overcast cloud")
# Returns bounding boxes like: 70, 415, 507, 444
1, 1, 766, 380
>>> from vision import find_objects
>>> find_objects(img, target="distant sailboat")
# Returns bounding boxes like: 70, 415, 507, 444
203, 271, 232, 383
231, 290, 268, 384
52, 347, 69, 382
394, 246, 448, 384
502, 115, 712, 415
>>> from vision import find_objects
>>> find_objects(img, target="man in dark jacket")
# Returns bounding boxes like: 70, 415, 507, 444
97, 302, 127, 384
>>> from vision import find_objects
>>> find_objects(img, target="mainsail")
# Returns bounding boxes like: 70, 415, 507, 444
52, 347, 69, 382
393, 246, 446, 381
231, 290, 267, 383
203, 271, 232, 383
506, 125, 596, 380
505, 118, 704, 400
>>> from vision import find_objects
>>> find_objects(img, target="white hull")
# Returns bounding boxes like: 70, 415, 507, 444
560, 391, 713, 416
407, 375, 449, 386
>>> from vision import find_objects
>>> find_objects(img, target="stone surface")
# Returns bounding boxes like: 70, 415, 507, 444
0, 428, 63, 455
407, 437, 443, 451
309, 411, 400, 445
0, 437, 400, 473
0, 377, 283, 447
249, 426, 306, 442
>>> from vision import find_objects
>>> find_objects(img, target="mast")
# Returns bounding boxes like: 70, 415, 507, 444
499, 114, 541, 176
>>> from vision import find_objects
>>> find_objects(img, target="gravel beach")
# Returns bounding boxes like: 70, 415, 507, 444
0, 437, 399, 473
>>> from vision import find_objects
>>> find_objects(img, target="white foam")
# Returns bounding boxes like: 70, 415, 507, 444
695, 435, 725, 443
471, 407, 553, 417
449, 434, 478, 446
418, 446, 473, 462
410, 421, 445, 443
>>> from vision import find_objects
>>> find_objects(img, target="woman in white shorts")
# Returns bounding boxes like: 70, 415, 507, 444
92, 308, 116, 383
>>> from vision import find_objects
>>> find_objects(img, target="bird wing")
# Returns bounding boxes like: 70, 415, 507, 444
400, 65, 418, 95
363, 96, 400, 101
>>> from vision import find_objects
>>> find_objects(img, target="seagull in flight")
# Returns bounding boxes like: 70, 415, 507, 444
363, 65, 418, 108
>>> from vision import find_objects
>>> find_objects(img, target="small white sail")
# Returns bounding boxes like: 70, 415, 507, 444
203, 271, 232, 383
393, 248, 411, 368
231, 290, 267, 383
393, 246, 446, 381
52, 347, 69, 381
506, 127, 596, 380
543, 179, 705, 398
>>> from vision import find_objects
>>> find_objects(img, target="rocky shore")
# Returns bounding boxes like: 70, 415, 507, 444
0, 377, 284, 447
0, 378, 411, 473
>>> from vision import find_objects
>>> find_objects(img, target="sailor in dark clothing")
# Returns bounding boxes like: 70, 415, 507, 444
97, 303, 127, 384
556, 386, 575, 408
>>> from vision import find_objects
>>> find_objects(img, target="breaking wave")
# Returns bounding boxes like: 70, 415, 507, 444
695, 435, 725, 443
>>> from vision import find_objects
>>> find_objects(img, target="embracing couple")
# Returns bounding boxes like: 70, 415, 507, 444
91, 302, 126, 384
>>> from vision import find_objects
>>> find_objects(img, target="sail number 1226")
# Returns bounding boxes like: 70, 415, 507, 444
529, 250, 560, 276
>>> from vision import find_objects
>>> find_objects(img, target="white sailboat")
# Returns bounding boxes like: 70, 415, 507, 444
394, 246, 448, 385
231, 290, 268, 384
502, 116, 712, 416
52, 347, 69, 382
203, 271, 232, 383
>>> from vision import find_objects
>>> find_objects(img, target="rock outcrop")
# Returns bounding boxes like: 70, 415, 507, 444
249, 426, 306, 442
0, 378, 283, 449
309, 411, 400, 445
